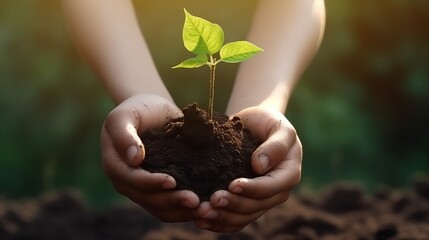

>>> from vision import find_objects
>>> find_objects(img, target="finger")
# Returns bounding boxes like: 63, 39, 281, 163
251, 123, 297, 174
192, 196, 274, 227
234, 107, 297, 174
102, 131, 177, 192
193, 207, 265, 232
209, 190, 290, 215
103, 94, 182, 166
127, 188, 200, 212
102, 110, 145, 167
115, 184, 198, 223
228, 143, 302, 199
207, 209, 265, 232
109, 167, 177, 193
147, 190, 200, 212
235, 106, 287, 141
136, 191, 199, 222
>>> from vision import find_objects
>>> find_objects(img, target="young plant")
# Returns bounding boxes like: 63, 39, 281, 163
173, 9, 263, 119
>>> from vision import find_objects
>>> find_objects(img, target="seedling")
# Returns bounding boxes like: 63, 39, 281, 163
173, 9, 263, 119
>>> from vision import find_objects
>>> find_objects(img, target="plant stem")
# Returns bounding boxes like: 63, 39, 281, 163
208, 57, 216, 119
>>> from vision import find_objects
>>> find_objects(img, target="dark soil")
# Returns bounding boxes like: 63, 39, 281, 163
140, 103, 260, 201
2, 177, 429, 240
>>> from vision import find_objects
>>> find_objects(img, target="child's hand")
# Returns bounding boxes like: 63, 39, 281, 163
192, 106, 302, 232
101, 94, 200, 222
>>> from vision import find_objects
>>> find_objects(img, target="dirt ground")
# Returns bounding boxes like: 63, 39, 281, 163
1, 177, 428, 240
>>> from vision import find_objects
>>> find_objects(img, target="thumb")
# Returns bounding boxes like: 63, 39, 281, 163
251, 126, 296, 175
235, 106, 297, 175
103, 94, 183, 166
103, 107, 145, 167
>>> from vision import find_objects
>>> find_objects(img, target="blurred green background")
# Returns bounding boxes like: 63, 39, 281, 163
0, 0, 428, 206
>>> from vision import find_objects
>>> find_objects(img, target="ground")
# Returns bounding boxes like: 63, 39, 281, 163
1, 177, 428, 240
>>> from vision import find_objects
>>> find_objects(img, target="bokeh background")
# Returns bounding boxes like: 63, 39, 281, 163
0, 0, 428, 207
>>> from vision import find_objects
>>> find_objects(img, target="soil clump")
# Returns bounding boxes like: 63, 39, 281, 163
140, 103, 260, 201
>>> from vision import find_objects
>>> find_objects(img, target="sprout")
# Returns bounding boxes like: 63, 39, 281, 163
173, 9, 263, 119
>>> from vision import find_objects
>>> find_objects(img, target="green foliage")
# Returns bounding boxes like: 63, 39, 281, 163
175, 9, 263, 68
174, 9, 263, 118
172, 54, 207, 69
219, 41, 263, 63
182, 9, 224, 55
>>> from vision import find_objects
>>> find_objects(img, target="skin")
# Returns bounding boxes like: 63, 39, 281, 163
62, 0, 325, 232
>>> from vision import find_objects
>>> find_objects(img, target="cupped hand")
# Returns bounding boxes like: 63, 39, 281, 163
193, 106, 302, 232
101, 94, 200, 222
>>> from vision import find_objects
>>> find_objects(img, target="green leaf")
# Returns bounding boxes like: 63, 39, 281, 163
183, 9, 224, 55
172, 54, 208, 69
219, 41, 263, 63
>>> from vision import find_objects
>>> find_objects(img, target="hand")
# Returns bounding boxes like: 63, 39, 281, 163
101, 94, 200, 222
192, 106, 302, 232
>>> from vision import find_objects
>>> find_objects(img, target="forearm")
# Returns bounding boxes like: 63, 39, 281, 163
62, 0, 172, 104
226, 0, 325, 115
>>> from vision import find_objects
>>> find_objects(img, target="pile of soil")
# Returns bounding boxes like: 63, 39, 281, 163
1, 177, 429, 240
141, 103, 260, 201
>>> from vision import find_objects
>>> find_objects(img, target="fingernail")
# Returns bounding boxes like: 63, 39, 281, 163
258, 153, 269, 172
215, 197, 229, 207
198, 221, 212, 229
202, 209, 218, 219
181, 200, 195, 208
231, 185, 243, 194
161, 180, 175, 189
126, 145, 138, 164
